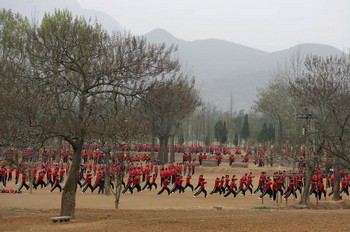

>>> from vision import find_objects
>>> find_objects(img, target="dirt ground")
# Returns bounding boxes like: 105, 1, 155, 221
1, 163, 350, 232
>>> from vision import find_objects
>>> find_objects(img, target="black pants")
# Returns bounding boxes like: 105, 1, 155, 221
244, 186, 253, 194
340, 187, 349, 196
34, 180, 47, 189
122, 185, 133, 194
259, 189, 272, 199
272, 189, 283, 201
51, 184, 62, 192
157, 187, 170, 195
318, 189, 326, 199
284, 189, 297, 199
253, 185, 263, 194
142, 181, 152, 190
223, 189, 236, 197
133, 184, 142, 192
237, 187, 246, 196
194, 187, 207, 197
184, 183, 194, 192
82, 184, 94, 193
18, 182, 29, 192
210, 187, 222, 195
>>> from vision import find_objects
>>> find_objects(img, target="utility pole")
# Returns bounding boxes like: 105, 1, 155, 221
296, 108, 316, 205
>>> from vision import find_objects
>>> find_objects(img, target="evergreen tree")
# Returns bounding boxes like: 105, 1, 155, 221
258, 123, 268, 143
233, 133, 239, 146
241, 114, 249, 140
214, 120, 228, 144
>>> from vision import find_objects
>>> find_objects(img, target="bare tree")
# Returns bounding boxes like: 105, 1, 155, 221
0, 9, 182, 217
290, 55, 350, 203
139, 75, 201, 163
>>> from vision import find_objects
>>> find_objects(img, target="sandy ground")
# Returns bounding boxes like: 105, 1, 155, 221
1, 162, 350, 232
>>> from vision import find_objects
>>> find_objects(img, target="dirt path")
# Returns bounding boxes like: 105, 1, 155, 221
1, 164, 349, 231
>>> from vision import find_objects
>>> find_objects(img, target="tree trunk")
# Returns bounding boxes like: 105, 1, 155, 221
151, 134, 156, 159
169, 135, 175, 163
29, 162, 33, 194
104, 151, 111, 196
300, 160, 315, 204
159, 136, 169, 163
332, 162, 341, 201
60, 140, 83, 217
114, 170, 124, 209
55, 137, 63, 163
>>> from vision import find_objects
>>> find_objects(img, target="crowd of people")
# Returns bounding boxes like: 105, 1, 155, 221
0, 145, 349, 202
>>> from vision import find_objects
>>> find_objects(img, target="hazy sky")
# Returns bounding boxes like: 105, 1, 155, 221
77, 0, 349, 52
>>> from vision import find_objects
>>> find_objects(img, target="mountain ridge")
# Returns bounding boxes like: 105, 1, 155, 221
1, 1, 344, 111
144, 28, 344, 111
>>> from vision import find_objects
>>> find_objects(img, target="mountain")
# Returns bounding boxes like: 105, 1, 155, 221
145, 29, 344, 111
1, 1, 344, 111
0, 0, 122, 32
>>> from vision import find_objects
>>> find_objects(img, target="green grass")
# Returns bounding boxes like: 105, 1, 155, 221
252, 205, 275, 210
9, 207, 31, 211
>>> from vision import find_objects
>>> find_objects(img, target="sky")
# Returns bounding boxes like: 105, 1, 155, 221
76, 0, 349, 52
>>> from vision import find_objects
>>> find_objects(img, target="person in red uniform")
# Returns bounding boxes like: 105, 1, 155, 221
259, 177, 272, 199
253, 172, 266, 194
132, 174, 142, 192
272, 177, 283, 201
223, 177, 237, 198
7, 167, 13, 182
157, 177, 171, 195
142, 173, 152, 191
149, 174, 157, 190
50, 175, 62, 192
340, 177, 349, 196
82, 171, 94, 193
122, 176, 134, 194
34, 171, 47, 189
245, 173, 254, 194
17, 173, 30, 193
224, 175, 230, 191
229, 154, 235, 166
309, 180, 319, 198
210, 177, 222, 195
59, 168, 65, 183
194, 174, 204, 191
236, 178, 246, 196
216, 153, 223, 166
92, 171, 102, 191
194, 178, 207, 197
15, 169, 20, 185
317, 179, 326, 200
171, 175, 184, 194
284, 179, 297, 199
184, 174, 194, 192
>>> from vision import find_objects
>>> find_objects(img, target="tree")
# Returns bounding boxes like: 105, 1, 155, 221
258, 123, 268, 143
290, 55, 350, 203
254, 54, 303, 166
1, 9, 181, 217
214, 120, 228, 144
241, 114, 249, 141
139, 75, 201, 163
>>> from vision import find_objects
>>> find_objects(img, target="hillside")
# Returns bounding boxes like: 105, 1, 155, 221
145, 29, 344, 111
1, 1, 344, 111
0, 0, 121, 32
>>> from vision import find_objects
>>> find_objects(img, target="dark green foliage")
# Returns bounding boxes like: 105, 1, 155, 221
258, 123, 275, 143
241, 114, 249, 140
233, 133, 239, 146
214, 120, 228, 144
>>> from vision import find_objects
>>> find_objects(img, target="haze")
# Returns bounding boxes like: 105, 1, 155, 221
77, 0, 349, 52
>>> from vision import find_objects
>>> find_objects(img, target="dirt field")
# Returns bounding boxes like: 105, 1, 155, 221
1, 163, 350, 232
